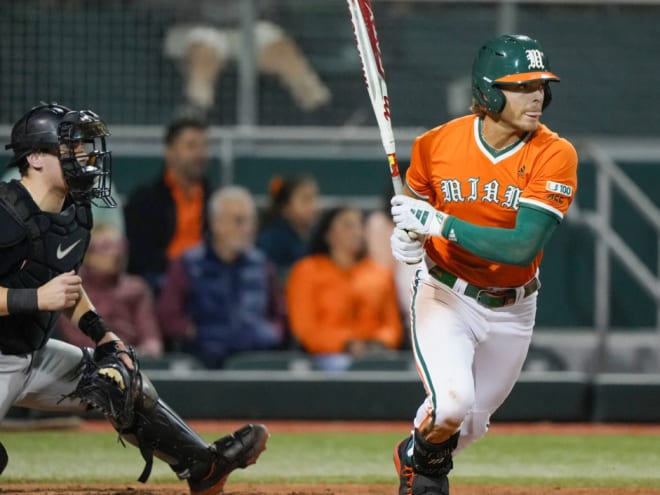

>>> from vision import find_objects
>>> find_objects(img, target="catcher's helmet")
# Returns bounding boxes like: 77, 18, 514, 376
472, 34, 559, 115
5, 103, 71, 168
5, 103, 115, 206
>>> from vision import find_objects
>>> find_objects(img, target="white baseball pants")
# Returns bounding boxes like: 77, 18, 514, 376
409, 266, 537, 454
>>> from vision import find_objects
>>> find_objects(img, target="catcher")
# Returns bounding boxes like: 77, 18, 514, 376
0, 103, 268, 494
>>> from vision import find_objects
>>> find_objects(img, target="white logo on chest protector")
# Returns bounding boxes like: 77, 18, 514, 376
525, 49, 545, 70
56, 239, 82, 260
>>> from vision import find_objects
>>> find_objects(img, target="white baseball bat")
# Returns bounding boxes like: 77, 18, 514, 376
346, 0, 404, 195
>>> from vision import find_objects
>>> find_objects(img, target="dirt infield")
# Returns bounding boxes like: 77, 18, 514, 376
1, 483, 660, 495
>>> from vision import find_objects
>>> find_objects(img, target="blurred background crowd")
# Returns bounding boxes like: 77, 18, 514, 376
1, 0, 660, 374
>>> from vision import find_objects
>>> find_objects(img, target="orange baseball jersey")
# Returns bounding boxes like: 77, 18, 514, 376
406, 114, 578, 288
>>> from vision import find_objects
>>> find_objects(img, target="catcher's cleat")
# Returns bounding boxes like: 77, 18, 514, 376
394, 437, 450, 495
0, 441, 8, 476
188, 423, 269, 495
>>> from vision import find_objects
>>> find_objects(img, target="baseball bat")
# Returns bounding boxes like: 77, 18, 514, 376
346, 0, 403, 196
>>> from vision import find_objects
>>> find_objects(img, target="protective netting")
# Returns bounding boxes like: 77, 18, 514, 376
0, 1, 659, 135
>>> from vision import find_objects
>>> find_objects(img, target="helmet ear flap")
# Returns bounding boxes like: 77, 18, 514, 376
479, 83, 552, 114
542, 82, 553, 110
473, 82, 506, 115
485, 86, 506, 114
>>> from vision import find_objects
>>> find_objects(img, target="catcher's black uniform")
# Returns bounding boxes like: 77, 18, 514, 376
0, 179, 269, 493
1, 101, 268, 493
0, 180, 92, 355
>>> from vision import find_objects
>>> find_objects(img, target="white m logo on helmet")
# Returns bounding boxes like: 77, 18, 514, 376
525, 49, 545, 70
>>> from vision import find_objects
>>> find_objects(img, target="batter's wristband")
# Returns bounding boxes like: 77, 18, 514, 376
78, 310, 110, 344
6, 288, 39, 314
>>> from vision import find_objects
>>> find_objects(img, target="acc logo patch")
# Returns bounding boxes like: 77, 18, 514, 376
545, 193, 565, 205
545, 181, 573, 197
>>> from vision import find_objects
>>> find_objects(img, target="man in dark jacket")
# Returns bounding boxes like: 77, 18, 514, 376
157, 186, 286, 368
124, 116, 212, 294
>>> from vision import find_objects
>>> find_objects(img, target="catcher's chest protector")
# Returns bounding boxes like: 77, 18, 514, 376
0, 180, 92, 353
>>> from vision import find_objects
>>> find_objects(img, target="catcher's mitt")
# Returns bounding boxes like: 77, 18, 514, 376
66, 341, 141, 431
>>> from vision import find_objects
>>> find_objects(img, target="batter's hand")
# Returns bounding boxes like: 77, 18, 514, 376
391, 227, 424, 264
38, 271, 82, 311
391, 195, 449, 237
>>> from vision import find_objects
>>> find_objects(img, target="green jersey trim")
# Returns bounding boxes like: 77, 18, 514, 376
474, 117, 530, 164
518, 197, 564, 221
410, 271, 437, 419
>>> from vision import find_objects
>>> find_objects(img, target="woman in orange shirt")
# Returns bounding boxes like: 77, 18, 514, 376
286, 206, 403, 371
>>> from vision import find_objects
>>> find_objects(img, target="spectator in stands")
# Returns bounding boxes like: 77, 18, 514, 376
257, 174, 319, 285
160, 0, 331, 115
157, 185, 286, 369
365, 189, 419, 337
286, 206, 403, 371
57, 223, 163, 358
124, 116, 212, 295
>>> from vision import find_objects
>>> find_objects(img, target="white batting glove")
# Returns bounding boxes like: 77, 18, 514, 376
390, 195, 448, 237
390, 227, 424, 265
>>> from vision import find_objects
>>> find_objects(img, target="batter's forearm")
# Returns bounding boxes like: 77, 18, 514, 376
441, 206, 559, 266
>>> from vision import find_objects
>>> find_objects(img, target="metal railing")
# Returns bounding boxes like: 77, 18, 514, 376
571, 142, 660, 327
565, 141, 660, 371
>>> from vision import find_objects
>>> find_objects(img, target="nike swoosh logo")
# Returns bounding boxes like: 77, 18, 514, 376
56, 239, 82, 260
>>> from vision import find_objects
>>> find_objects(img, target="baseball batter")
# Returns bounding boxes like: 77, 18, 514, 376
390, 35, 578, 495
0, 103, 268, 494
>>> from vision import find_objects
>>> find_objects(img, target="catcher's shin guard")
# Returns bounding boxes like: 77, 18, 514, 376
117, 374, 213, 482
118, 373, 269, 492
393, 429, 459, 495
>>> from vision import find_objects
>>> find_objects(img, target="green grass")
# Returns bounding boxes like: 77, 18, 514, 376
2, 430, 660, 487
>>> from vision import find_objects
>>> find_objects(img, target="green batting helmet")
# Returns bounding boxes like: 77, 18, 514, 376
472, 34, 559, 115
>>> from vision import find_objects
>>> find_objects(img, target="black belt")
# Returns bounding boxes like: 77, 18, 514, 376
428, 266, 540, 308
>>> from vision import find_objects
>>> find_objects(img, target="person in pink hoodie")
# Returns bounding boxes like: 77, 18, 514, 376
57, 223, 163, 357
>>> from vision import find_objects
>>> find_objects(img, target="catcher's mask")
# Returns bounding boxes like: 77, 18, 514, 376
472, 34, 559, 115
5, 103, 116, 207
